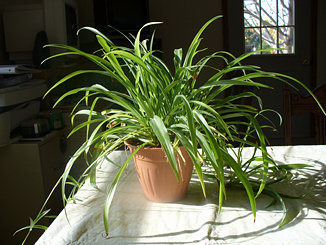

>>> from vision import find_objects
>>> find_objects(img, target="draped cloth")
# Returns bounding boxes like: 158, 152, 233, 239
36, 145, 326, 245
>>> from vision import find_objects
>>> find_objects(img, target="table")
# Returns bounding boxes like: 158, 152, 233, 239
36, 145, 326, 245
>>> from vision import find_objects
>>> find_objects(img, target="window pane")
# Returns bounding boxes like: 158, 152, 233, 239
244, 0, 260, 27
279, 26, 295, 53
243, 0, 295, 55
245, 28, 261, 53
278, 0, 295, 26
261, 27, 278, 53
261, 0, 277, 27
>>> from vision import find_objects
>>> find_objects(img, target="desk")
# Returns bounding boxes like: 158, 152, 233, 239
36, 145, 326, 245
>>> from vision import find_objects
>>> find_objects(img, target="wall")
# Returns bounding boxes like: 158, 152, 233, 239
72, 0, 224, 71
148, 0, 224, 70
75, 0, 94, 27
0, 0, 42, 64
1, 0, 324, 77
73, 0, 96, 52
0, 9, 6, 64
317, 0, 326, 86
0, 0, 47, 64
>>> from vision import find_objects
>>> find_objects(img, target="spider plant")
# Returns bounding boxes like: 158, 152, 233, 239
18, 16, 325, 243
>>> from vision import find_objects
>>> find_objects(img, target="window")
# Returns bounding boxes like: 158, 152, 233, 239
244, 0, 295, 54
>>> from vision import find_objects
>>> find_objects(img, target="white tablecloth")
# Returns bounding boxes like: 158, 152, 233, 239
36, 145, 326, 245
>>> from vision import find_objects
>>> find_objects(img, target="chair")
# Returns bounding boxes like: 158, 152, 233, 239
283, 84, 326, 145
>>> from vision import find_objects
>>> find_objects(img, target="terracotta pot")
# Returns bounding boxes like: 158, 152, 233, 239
126, 144, 193, 202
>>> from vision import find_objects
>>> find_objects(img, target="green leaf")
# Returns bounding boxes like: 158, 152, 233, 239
271, 163, 312, 170
169, 127, 206, 198
134, 22, 162, 57
174, 48, 183, 70
200, 79, 272, 90
194, 129, 225, 211
173, 95, 197, 154
78, 26, 115, 46
279, 207, 299, 228
150, 115, 179, 181
103, 143, 148, 235
96, 35, 111, 53
221, 150, 257, 220
273, 73, 326, 116
184, 16, 222, 66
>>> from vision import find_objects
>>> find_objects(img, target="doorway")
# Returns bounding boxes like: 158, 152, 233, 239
223, 0, 317, 144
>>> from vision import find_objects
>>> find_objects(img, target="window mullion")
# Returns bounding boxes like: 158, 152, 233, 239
259, 0, 262, 53
276, 0, 279, 53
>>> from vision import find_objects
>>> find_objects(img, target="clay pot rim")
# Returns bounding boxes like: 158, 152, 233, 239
124, 141, 187, 151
